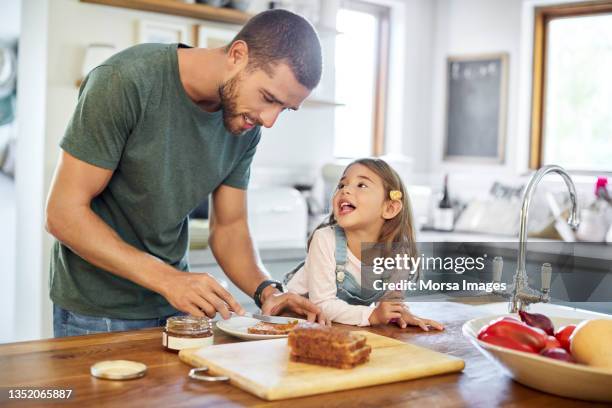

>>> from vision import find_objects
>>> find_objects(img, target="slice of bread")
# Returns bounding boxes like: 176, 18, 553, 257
290, 349, 371, 369
290, 344, 372, 363
288, 323, 371, 369
247, 320, 299, 335
288, 323, 367, 348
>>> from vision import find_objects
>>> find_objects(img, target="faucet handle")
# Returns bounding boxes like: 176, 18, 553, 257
541, 262, 552, 292
492, 256, 503, 283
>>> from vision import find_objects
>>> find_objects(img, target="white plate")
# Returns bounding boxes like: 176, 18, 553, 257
216, 316, 304, 340
463, 314, 612, 402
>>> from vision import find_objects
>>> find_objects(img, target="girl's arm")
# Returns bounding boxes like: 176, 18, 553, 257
305, 229, 373, 326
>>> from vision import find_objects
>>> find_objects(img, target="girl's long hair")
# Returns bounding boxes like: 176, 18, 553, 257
308, 158, 417, 260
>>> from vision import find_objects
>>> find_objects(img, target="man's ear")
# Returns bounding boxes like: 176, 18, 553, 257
382, 199, 403, 220
226, 40, 249, 71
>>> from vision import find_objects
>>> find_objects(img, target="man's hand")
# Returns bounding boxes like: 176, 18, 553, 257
160, 271, 245, 319
261, 289, 329, 325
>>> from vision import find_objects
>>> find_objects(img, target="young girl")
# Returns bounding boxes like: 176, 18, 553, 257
285, 158, 443, 331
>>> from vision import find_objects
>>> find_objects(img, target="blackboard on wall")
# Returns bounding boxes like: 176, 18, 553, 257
444, 54, 508, 163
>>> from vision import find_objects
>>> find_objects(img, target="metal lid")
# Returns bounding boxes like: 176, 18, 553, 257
90, 360, 147, 380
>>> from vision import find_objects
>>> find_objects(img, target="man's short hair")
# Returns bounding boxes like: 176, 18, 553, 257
229, 9, 322, 90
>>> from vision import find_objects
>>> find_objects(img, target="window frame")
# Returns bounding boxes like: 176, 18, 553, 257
529, 1, 612, 170
336, 0, 391, 157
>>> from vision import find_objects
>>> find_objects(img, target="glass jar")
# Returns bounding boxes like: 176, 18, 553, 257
162, 315, 213, 352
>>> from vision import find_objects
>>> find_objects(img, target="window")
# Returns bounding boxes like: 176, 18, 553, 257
334, 1, 390, 158
530, 2, 612, 172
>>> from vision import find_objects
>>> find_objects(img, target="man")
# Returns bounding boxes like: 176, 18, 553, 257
45, 10, 325, 337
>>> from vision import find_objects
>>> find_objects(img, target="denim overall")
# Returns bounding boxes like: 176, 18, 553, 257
284, 226, 386, 306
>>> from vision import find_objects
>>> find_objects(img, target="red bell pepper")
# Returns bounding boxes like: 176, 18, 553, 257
477, 319, 548, 352
479, 333, 539, 353
554, 324, 576, 353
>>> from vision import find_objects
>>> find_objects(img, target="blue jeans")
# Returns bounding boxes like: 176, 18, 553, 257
53, 304, 185, 338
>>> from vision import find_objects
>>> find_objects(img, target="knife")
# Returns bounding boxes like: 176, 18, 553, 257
230, 311, 298, 325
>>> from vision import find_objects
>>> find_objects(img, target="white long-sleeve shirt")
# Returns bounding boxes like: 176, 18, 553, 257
286, 226, 373, 326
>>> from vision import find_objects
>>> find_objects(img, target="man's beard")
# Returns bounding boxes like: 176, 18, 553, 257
218, 75, 245, 136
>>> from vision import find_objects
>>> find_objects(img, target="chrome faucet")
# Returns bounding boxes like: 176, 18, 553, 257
492, 165, 580, 312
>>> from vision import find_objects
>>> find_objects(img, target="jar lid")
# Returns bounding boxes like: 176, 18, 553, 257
90, 360, 147, 380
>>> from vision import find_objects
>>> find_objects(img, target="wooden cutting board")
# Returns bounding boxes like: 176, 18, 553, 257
179, 331, 465, 400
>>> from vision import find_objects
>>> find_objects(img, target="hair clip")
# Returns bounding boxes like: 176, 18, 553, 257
389, 190, 402, 200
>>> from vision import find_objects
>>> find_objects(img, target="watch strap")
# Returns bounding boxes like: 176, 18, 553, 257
254, 279, 283, 308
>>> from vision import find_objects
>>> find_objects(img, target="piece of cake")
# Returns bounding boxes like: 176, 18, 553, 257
247, 320, 299, 335
288, 323, 371, 369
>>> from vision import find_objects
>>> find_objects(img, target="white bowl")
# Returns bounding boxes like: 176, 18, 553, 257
463, 314, 612, 402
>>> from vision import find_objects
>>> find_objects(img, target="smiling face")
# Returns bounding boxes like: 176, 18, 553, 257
333, 163, 397, 233
219, 62, 311, 135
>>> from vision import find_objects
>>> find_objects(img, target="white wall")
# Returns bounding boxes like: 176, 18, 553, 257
401, 0, 436, 185
14, 0, 48, 342
0, 1, 21, 39
417, 0, 525, 199
0, 175, 16, 343
405, 0, 597, 209
0, 0, 20, 343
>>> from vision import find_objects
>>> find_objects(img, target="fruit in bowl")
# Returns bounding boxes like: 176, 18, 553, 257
476, 311, 612, 368
463, 313, 612, 402
540, 347, 574, 363
570, 319, 612, 370
542, 336, 561, 351
555, 324, 576, 352
519, 310, 554, 335
477, 317, 548, 354
477, 311, 581, 363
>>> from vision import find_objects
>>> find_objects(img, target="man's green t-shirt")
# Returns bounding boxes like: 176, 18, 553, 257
50, 43, 261, 319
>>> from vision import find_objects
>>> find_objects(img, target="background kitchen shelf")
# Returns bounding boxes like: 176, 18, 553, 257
80, 0, 252, 25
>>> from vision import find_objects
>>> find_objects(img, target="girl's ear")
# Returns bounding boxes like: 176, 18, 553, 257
382, 199, 403, 220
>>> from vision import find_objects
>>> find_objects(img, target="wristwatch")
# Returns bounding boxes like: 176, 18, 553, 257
254, 279, 284, 308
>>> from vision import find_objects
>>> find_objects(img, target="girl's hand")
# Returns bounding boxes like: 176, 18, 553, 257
369, 302, 406, 326
396, 306, 444, 331
369, 302, 444, 331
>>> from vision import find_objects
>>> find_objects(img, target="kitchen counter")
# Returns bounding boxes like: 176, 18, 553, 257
0, 302, 604, 407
